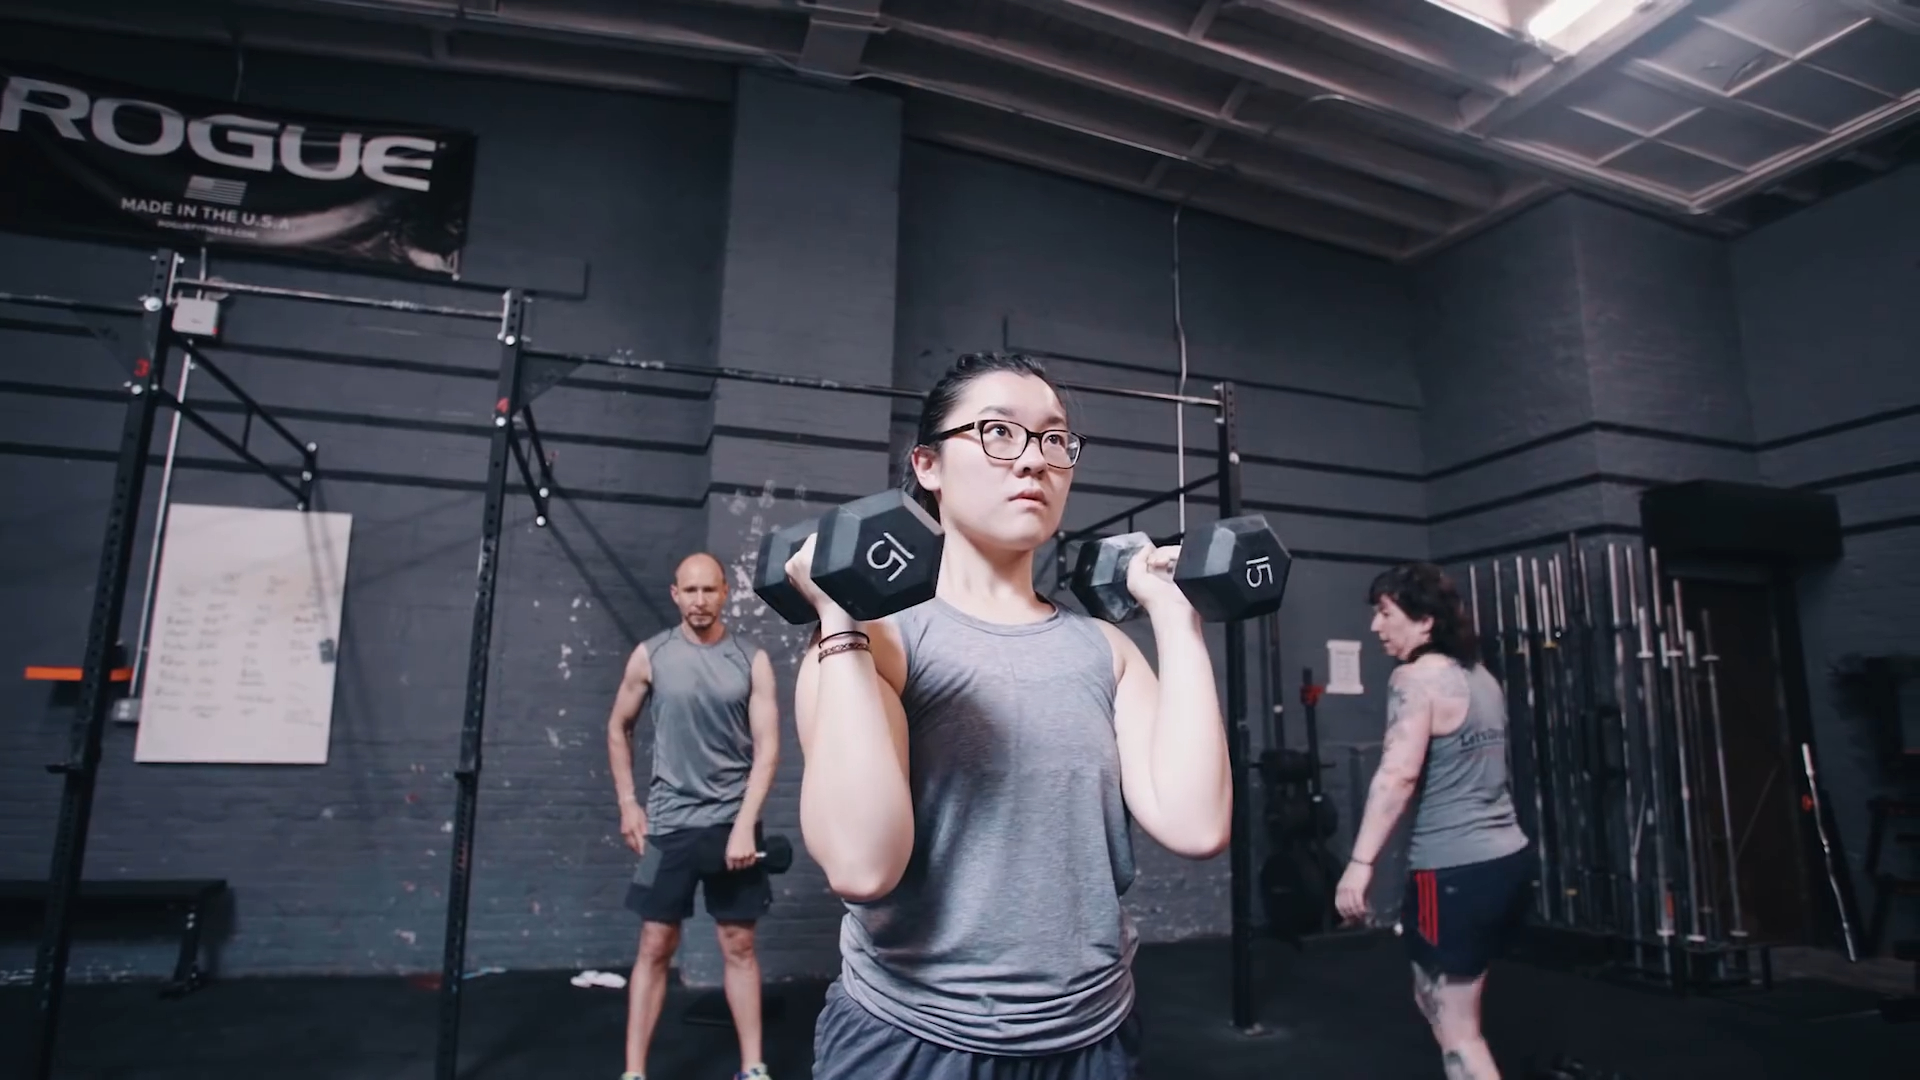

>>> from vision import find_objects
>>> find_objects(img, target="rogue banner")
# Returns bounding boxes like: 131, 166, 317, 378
0, 63, 476, 275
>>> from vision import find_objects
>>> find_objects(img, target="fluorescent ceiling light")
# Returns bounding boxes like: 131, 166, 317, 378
1418, 0, 1645, 54
1525, 0, 1641, 54
1528, 0, 1606, 41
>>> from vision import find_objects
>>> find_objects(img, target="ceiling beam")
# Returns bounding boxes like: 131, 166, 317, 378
883, 4, 1503, 209
1398, 175, 1557, 261
1830, 0, 1920, 36
865, 42, 1451, 234
1188, 0, 1226, 38
904, 94, 1413, 258
997, 0, 1467, 131
1416, 1, 1524, 36
1618, 59, 1828, 137
794, 0, 884, 79
883, 18, 1482, 220
1623, 56, 1920, 212
0, 0, 743, 98
1465, 0, 1696, 134
447, 0, 806, 59
1232, 0, 1517, 98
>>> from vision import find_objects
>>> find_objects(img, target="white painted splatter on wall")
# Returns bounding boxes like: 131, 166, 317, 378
723, 481, 819, 663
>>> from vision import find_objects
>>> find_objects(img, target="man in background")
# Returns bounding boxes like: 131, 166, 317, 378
607, 552, 781, 1080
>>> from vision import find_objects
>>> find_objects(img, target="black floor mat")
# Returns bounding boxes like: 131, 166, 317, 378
4, 937, 1917, 1079
1720, 977, 1890, 1021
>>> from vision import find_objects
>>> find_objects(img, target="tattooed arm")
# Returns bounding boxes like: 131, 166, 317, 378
1337, 659, 1449, 920
1348, 660, 1442, 866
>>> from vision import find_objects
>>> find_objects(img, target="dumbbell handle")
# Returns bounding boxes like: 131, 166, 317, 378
1071, 514, 1288, 625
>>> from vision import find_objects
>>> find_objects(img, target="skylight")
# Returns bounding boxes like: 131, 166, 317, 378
1524, 0, 1645, 54
1417, 0, 1647, 55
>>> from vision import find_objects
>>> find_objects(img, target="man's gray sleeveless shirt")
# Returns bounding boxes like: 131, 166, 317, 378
836, 598, 1139, 1056
641, 627, 758, 833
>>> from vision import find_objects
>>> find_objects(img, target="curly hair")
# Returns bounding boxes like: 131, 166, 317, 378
1367, 561, 1480, 668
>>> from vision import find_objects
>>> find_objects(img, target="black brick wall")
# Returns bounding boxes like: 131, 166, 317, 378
1731, 165, 1920, 950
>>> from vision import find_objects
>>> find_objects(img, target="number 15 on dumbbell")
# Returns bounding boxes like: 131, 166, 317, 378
752, 489, 1291, 626
753, 491, 947, 624
1069, 515, 1291, 624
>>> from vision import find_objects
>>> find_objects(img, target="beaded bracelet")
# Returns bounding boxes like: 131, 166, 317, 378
818, 638, 871, 661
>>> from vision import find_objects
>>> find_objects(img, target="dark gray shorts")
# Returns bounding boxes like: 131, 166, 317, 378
624, 822, 771, 924
811, 978, 1144, 1080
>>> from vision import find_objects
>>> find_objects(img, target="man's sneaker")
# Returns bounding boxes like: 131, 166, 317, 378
734, 1066, 770, 1080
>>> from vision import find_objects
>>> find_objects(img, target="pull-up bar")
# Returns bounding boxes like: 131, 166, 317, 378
0, 290, 147, 319
522, 347, 1226, 410
171, 277, 508, 322
1058, 473, 1219, 547
1044, 472, 1219, 592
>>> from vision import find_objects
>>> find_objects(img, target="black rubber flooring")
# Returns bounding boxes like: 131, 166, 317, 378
3, 935, 1915, 1079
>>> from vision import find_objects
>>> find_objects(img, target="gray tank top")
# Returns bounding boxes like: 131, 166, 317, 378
641, 627, 759, 833
1408, 659, 1530, 870
837, 598, 1138, 1056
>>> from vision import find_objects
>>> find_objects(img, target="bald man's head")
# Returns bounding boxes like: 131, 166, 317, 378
670, 552, 727, 633
674, 552, 724, 585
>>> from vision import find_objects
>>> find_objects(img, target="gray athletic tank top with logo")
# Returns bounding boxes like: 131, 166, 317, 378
836, 598, 1139, 1056
641, 627, 759, 833
1407, 659, 1530, 870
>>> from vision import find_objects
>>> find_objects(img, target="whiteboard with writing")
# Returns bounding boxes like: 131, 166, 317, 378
133, 504, 352, 765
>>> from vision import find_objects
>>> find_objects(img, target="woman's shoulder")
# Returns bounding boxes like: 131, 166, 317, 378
1400, 652, 1472, 696
1079, 612, 1136, 682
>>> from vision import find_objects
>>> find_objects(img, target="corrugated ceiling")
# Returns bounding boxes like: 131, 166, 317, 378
3, 0, 1916, 260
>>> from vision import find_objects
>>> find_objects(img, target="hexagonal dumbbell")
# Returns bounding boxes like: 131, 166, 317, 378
753, 518, 820, 625
752, 489, 945, 624
1069, 514, 1291, 624
757, 833, 795, 874
1173, 514, 1291, 622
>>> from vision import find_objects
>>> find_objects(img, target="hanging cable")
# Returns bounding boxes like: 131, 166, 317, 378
1172, 203, 1190, 534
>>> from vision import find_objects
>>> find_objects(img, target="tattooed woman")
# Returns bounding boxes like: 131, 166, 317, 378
1336, 562, 1533, 1080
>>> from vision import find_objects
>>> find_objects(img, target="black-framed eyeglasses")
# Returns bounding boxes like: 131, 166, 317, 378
927, 419, 1084, 469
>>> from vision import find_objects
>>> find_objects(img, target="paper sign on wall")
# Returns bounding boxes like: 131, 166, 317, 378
1326, 640, 1365, 695
133, 504, 352, 765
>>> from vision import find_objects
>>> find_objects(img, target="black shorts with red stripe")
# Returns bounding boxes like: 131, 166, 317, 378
1401, 843, 1534, 979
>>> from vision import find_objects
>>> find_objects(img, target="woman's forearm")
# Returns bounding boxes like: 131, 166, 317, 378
1146, 608, 1232, 854
798, 611, 916, 901
1350, 773, 1416, 865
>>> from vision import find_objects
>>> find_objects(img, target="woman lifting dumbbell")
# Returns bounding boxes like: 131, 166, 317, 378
1336, 562, 1535, 1080
780, 351, 1234, 1079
